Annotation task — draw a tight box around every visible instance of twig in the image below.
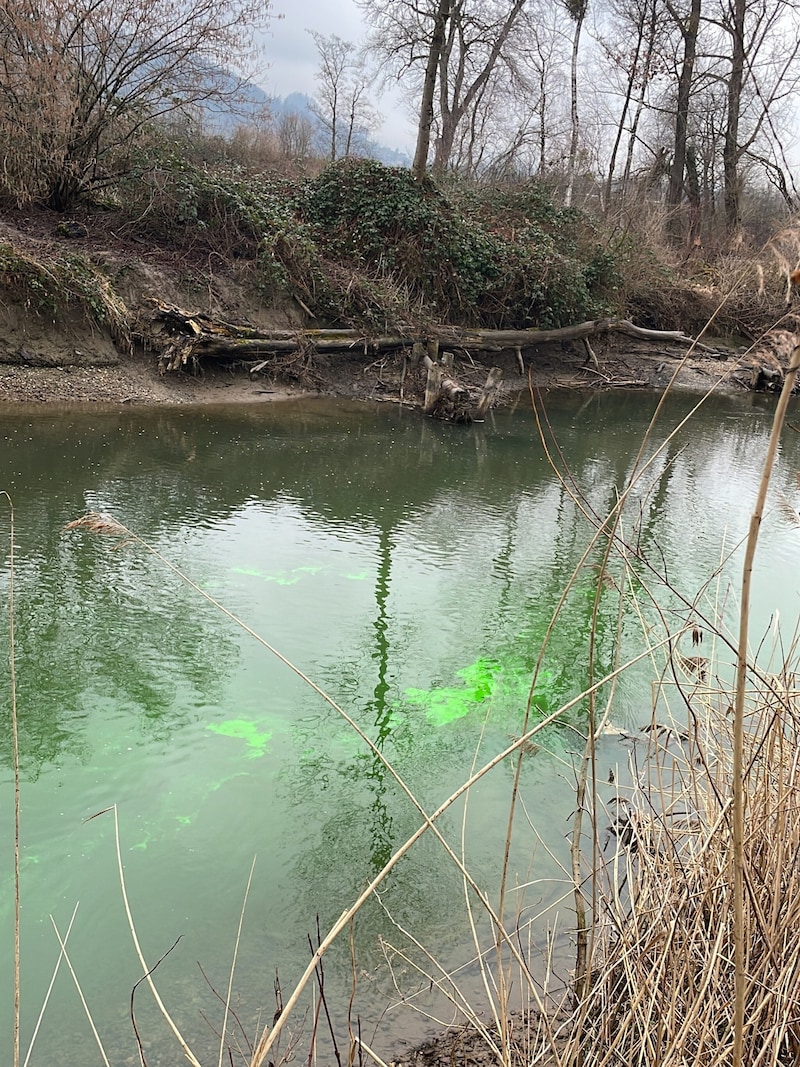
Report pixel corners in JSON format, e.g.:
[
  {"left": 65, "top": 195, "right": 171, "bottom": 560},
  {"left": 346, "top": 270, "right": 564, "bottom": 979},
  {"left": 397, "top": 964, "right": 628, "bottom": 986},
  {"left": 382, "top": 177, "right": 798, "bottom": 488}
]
[
  {"left": 309, "top": 916, "right": 342, "bottom": 1067},
  {"left": 218, "top": 856, "right": 257, "bottom": 1067},
  {"left": 131, "top": 936, "right": 184, "bottom": 1067}
]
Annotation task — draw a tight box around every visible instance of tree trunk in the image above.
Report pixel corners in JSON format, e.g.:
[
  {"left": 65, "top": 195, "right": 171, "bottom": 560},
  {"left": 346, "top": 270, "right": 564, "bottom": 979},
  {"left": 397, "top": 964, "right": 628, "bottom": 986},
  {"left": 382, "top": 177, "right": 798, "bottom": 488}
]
[
  {"left": 608, "top": 0, "right": 659, "bottom": 204},
  {"left": 666, "top": 0, "right": 701, "bottom": 244},
  {"left": 330, "top": 86, "right": 338, "bottom": 161},
  {"left": 412, "top": 0, "right": 451, "bottom": 180},
  {"left": 431, "top": 0, "right": 526, "bottom": 174},
  {"left": 723, "top": 0, "right": 746, "bottom": 236},
  {"left": 564, "top": 0, "right": 586, "bottom": 207}
]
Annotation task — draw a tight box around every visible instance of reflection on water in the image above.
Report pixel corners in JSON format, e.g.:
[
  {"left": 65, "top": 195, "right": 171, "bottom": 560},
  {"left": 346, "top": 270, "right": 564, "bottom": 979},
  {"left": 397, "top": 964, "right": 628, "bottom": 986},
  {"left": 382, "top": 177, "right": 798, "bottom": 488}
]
[{"left": 1, "top": 391, "right": 799, "bottom": 1063}]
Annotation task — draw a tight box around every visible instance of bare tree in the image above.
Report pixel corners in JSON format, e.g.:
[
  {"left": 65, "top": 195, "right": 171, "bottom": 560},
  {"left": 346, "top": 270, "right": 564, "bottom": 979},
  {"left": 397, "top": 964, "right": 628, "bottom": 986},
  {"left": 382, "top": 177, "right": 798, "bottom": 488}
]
[
  {"left": 309, "top": 31, "right": 378, "bottom": 162},
  {"left": 563, "top": 0, "right": 589, "bottom": 205},
  {"left": 276, "top": 112, "right": 315, "bottom": 162},
  {"left": 716, "top": 0, "right": 800, "bottom": 234},
  {"left": 0, "top": 0, "right": 270, "bottom": 209},
  {"left": 432, "top": 0, "right": 527, "bottom": 172},
  {"left": 308, "top": 32, "right": 357, "bottom": 161},
  {"left": 441, "top": 6, "right": 569, "bottom": 180},
  {"left": 664, "top": 0, "right": 703, "bottom": 240},
  {"left": 598, "top": 0, "right": 664, "bottom": 206},
  {"left": 654, "top": 0, "right": 800, "bottom": 239},
  {"left": 360, "top": 0, "right": 527, "bottom": 178}
]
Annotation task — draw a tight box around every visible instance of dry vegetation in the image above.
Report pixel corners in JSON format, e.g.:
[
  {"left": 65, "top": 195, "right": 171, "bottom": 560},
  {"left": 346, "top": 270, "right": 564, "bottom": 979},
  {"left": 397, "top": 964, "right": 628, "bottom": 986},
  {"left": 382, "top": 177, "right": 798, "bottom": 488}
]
[{"left": 578, "top": 662, "right": 800, "bottom": 1066}]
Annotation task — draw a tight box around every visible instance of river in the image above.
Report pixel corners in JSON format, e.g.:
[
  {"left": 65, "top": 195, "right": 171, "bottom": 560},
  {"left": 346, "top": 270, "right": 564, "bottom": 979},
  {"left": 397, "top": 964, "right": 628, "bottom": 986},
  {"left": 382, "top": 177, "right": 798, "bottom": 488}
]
[{"left": 1, "top": 389, "right": 799, "bottom": 1065}]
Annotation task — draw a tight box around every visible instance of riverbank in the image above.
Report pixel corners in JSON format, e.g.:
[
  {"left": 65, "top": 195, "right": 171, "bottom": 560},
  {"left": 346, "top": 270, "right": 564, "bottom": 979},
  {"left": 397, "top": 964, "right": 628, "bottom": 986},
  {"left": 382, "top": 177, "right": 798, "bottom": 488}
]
[
  {"left": 2, "top": 172, "right": 792, "bottom": 410},
  {"left": 0, "top": 327, "right": 754, "bottom": 407}
]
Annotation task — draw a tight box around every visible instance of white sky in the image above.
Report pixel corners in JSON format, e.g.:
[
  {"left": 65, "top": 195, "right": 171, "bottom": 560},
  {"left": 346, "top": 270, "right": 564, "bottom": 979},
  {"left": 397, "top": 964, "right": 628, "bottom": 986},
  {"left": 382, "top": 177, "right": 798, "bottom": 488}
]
[{"left": 259, "top": 0, "right": 417, "bottom": 153}]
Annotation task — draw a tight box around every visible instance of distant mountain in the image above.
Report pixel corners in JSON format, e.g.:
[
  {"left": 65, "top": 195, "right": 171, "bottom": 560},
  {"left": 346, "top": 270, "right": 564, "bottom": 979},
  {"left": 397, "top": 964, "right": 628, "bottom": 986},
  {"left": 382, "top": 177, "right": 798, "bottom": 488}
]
[{"left": 205, "top": 84, "right": 411, "bottom": 168}]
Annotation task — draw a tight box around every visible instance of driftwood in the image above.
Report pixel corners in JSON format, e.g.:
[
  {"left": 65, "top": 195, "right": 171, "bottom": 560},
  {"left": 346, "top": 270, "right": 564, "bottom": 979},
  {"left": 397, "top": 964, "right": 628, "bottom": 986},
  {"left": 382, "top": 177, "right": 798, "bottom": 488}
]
[
  {"left": 474, "top": 367, "right": 505, "bottom": 420},
  {"left": 743, "top": 328, "right": 798, "bottom": 391},
  {"left": 149, "top": 303, "right": 799, "bottom": 410},
  {"left": 152, "top": 303, "right": 722, "bottom": 373},
  {"left": 422, "top": 352, "right": 474, "bottom": 420}
]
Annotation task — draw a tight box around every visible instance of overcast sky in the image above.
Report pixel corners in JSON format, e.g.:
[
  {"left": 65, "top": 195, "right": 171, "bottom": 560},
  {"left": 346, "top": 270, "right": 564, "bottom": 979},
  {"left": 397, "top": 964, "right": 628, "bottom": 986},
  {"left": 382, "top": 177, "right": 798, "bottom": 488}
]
[{"left": 259, "top": 0, "right": 416, "bottom": 153}]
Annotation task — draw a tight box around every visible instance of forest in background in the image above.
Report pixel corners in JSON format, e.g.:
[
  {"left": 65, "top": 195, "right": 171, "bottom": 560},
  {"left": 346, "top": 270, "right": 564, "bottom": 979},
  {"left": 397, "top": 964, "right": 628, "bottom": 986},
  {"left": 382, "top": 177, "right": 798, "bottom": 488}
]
[{"left": 0, "top": 0, "right": 799, "bottom": 343}]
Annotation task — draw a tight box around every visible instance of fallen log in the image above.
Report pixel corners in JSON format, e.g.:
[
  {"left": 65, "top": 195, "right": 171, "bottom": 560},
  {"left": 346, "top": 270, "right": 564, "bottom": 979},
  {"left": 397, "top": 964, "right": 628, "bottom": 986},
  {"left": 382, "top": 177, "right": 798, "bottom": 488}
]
[
  {"left": 435, "top": 318, "right": 720, "bottom": 355},
  {"left": 152, "top": 303, "right": 722, "bottom": 372}
]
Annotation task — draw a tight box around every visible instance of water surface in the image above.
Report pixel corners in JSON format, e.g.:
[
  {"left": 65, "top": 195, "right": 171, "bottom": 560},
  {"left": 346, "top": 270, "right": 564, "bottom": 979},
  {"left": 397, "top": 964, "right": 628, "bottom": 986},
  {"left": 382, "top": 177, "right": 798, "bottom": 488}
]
[{"left": 1, "top": 391, "right": 799, "bottom": 1064}]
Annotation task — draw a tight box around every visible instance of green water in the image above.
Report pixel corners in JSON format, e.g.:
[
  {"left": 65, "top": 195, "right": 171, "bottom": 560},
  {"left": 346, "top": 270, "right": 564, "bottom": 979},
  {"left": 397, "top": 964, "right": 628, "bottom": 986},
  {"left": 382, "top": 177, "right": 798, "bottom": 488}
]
[{"left": 1, "top": 391, "right": 799, "bottom": 1064}]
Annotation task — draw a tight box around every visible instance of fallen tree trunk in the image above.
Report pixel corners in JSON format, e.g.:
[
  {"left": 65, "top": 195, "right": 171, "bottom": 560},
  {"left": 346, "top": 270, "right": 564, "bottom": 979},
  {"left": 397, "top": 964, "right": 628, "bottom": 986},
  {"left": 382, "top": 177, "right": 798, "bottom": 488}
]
[{"left": 152, "top": 303, "right": 722, "bottom": 372}]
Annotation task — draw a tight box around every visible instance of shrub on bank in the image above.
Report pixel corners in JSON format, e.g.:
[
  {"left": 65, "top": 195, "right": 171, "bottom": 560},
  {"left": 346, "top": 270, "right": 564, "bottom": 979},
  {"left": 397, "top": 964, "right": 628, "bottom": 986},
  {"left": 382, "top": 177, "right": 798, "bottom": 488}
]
[
  {"left": 108, "top": 155, "right": 621, "bottom": 330},
  {"left": 299, "top": 159, "right": 618, "bottom": 328}
]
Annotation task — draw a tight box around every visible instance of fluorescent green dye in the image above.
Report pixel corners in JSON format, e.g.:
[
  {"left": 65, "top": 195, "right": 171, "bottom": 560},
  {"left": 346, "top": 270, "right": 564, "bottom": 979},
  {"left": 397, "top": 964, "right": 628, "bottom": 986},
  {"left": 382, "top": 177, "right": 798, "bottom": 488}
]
[
  {"left": 207, "top": 718, "right": 273, "bottom": 757},
  {"left": 406, "top": 657, "right": 502, "bottom": 726},
  {"left": 405, "top": 658, "right": 558, "bottom": 728},
  {"left": 344, "top": 571, "right": 368, "bottom": 581},
  {"left": 232, "top": 565, "right": 323, "bottom": 587}
]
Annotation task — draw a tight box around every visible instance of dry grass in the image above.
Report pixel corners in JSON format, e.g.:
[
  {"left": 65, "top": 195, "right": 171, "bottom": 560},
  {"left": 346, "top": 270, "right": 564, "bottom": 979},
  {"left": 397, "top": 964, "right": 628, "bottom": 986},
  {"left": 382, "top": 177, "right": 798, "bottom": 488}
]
[
  {"left": 572, "top": 663, "right": 800, "bottom": 1067},
  {"left": 0, "top": 242, "right": 131, "bottom": 351}
]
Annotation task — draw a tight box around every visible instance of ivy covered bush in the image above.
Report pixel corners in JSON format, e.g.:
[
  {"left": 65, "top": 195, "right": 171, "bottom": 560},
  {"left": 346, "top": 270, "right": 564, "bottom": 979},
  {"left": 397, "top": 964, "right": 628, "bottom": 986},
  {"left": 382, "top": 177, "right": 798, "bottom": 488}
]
[
  {"left": 299, "top": 159, "right": 618, "bottom": 328},
  {"left": 113, "top": 155, "right": 621, "bottom": 330}
]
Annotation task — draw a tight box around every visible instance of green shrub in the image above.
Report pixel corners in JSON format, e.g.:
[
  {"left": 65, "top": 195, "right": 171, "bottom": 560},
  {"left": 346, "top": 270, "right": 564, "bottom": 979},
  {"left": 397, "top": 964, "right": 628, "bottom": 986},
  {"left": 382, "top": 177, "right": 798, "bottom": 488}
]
[{"left": 300, "top": 160, "right": 620, "bottom": 328}]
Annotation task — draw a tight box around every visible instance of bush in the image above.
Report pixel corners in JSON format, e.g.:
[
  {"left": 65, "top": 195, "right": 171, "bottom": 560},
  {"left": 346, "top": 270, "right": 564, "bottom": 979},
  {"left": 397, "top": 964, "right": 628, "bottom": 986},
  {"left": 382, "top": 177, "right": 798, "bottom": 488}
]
[
  {"left": 109, "top": 155, "right": 630, "bottom": 330},
  {"left": 300, "top": 160, "right": 620, "bottom": 328}
]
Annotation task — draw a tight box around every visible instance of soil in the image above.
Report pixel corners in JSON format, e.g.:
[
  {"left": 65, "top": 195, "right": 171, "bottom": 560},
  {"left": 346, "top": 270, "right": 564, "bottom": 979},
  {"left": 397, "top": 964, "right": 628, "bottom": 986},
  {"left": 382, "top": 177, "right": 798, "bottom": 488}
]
[
  {"left": 0, "top": 208, "right": 765, "bottom": 408},
  {"left": 0, "top": 313, "right": 755, "bottom": 408}
]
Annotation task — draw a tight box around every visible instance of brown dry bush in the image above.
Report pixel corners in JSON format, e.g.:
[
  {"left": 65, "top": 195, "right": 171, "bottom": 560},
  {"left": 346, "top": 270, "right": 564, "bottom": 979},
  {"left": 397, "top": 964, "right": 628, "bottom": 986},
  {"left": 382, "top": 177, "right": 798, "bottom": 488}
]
[{"left": 575, "top": 658, "right": 800, "bottom": 1067}]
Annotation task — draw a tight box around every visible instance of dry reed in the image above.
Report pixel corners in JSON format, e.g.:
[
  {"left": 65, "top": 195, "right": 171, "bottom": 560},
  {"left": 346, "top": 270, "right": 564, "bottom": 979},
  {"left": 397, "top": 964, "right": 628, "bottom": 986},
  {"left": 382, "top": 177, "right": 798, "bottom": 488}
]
[
  {"left": 3, "top": 492, "right": 21, "bottom": 1067},
  {"left": 571, "top": 658, "right": 800, "bottom": 1067}
]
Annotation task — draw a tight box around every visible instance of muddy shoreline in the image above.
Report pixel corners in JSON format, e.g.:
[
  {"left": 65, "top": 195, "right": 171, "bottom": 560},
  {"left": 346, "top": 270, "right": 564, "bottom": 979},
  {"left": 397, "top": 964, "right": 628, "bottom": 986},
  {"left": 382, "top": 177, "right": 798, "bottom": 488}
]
[{"left": 0, "top": 335, "right": 751, "bottom": 408}]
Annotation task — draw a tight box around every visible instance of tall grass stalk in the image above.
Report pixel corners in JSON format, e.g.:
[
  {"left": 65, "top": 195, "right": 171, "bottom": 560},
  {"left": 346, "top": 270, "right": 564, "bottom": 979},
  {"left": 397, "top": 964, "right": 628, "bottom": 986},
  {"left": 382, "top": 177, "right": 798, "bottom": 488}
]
[
  {"left": 22, "top": 902, "right": 79, "bottom": 1067},
  {"left": 219, "top": 855, "right": 257, "bottom": 1067},
  {"left": 3, "top": 492, "right": 20, "bottom": 1067},
  {"left": 570, "top": 635, "right": 800, "bottom": 1066},
  {"left": 49, "top": 914, "right": 111, "bottom": 1067},
  {"left": 526, "top": 320, "right": 800, "bottom": 1066},
  {"left": 732, "top": 336, "right": 800, "bottom": 1065}
]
